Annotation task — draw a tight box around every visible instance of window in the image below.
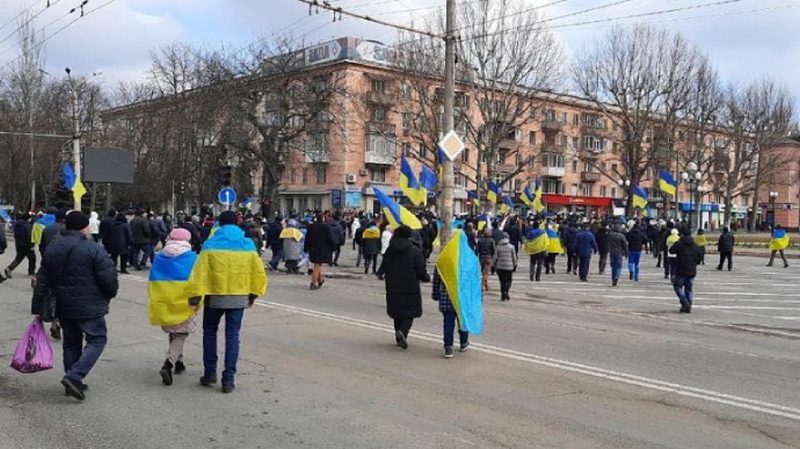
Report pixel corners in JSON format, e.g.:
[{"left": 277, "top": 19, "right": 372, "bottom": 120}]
[
  {"left": 572, "top": 159, "right": 578, "bottom": 173},
  {"left": 371, "top": 79, "right": 386, "bottom": 93},
  {"left": 301, "top": 168, "right": 308, "bottom": 184},
  {"left": 584, "top": 162, "right": 592, "bottom": 173},
  {"left": 315, "top": 165, "right": 327, "bottom": 184},
  {"left": 290, "top": 169, "right": 296, "bottom": 183},
  {"left": 461, "top": 148, "right": 469, "bottom": 162},
  {"left": 573, "top": 114, "right": 580, "bottom": 126},
  {"left": 560, "top": 135, "right": 568, "bottom": 149},
  {"left": 371, "top": 107, "right": 388, "bottom": 122},
  {"left": 401, "top": 82, "right": 411, "bottom": 99},
  {"left": 583, "top": 135, "right": 606, "bottom": 152},
  {"left": 571, "top": 183, "right": 578, "bottom": 196},
  {"left": 402, "top": 112, "right": 412, "bottom": 130},
  {"left": 542, "top": 153, "right": 565, "bottom": 168},
  {"left": 543, "top": 109, "right": 557, "bottom": 121},
  {"left": 419, "top": 144, "right": 427, "bottom": 160},
  {"left": 611, "top": 163, "right": 618, "bottom": 174},
  {"left": 402, "top": 142, "right": 411, "bottom": 156},
  {"left": 611, "top": 186, "right": 617, "bottom": 198},
  {"left": 562, "top": 112, "right": 568, "bottom": 123},
  {"left": 369, "top": 167, "right": 386, "bottom": 182},
  {"left": 529, "top": 131, "right": 536, "bottom": 145},
  {"left": 582, "top": 184, "right": 592, "bottom": 196},
  {"left": 600, "top": 185, "right": 607, "bottom": 197},
  {"left": 572, "top": 137, "right": 579, "bottom": 150},
  {"left": 455, "top": 173, "right": 465, "bottom": 187}
]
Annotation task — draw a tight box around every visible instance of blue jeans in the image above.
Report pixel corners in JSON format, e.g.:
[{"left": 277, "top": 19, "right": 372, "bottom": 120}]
[
  {"left": 130, "top": 243, "right": 148, "bottom": 268},
  {"left": 442, "top": 310, "right": 468, "bottom": 348},
  {"left": 627, "top": 251, "right": 641, "bottom": 281},
  {"left": 610, "top": 254, "right": 623, "bottom": 282},
  {"left": 578, "top": 255, "right": 592, "bottom": 280},
  {"left": 673, "top": 276, "right": 694, "bottom": 307},
  {"left": 269, "top": 248, "right": 284, "bottom": 270},
  {"left": 667, "top": 258, "right": 677, "bottom": 278},
  {"left": 61, "top": 317, "right": 108, "bottom": 382},
  {"left": 202, "top": 307, "right": 245, "bottom": 385}
]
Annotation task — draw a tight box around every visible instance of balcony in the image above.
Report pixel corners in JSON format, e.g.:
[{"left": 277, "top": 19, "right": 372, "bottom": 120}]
[
  {"left": 305, "top": 149, "right": 329, "bottom": 164},
  {"left": 367, "top": 90, "right": 394, "bottom": 105},
  {"left": 581, "top": 172, "right": 601, "bottom": 183},
  {"left": 499, "top": 138, "right": 518, "bottom": 150},
  {"left": 543, "top": 166, "right": 565, "bottom": 177},
  {"left": 496, "top": 163, "right": 517, "bottom": 174},
  {"left": 368, "top": 121, "right": 396, "bottom": 135},
  {"left": 365, "top": 134, "right": 396, "bottom": 166},
  {"left": 540, "top": 118, "right": 563, "bottom": 132}
]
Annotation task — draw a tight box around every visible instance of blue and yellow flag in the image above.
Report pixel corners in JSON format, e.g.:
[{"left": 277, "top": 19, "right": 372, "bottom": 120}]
[
  {"left": 487, "top": 182, "right": 501, "bottom": 205},
  {"left": 477, "top": 214, "right": 489, "bottom": 232},
  {"left": 467, "top": 190, "right": 480, "bottom": 207},
  {"left": 399, "top": 156, "right": 426, "bottom": 206},
  {"left": 632, "top": 185, "right": 648, "bottom": 209},
  {"left": 658, "top": 170, "right": 677, "bottom": 196},
  {"left": 500, "top": 195, "right": 514, "bottom": 214},
  {"left": 532, "top": 177, "right": 545, "bottom": 213},
  {"left": 546, "top": 228, "right": 564, "bottom": 254},
  {"left": 420, "top": 163, "right": 438, "bottom": 192},
  {"left": 436, "top": 231, "right": 483, "bottom": 335},
  {"left": 770, "top": 229, "right": 790, "bottom": 251},
  {"left": 524, "top": 228, "right": 549, "bottom": 255},
  {"left": 62, "top": 162, "right": 87, "bottom": 207},
  {"left": 31, "top": 213, "right": 55, "bottom": 245},
  {"left": 373, "top": 186, "right": 422, "bottom": 230},
  {"left": 521, "top": 186, "right": 533, "bottom": 207},
  {"left": 148, "top": 250, "right": 198, "bottom": 326},
  {"left": 187, "top": 225, "right": 267, "bottom": 299},
  {"left": 437, "top": 146, "right": 446, "bottom": 179},
  {"left": 362, "top": 226, "right": 381, "bottom": 239}
]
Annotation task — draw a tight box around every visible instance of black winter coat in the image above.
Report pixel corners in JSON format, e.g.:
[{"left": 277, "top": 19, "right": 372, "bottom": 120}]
[
  {"left": 12, "top": 220, "right": 33, "bottom": 250},
  {"left": 717, "top": 232, "right": 735, "bottom": 252},
  {"left": 0, "top": 223, "right": 5, "bottom": 254},
  {"left": 130, "top": 216, "right": 152, "bottom": 245},
  {"left": 33, "top": 230, "right": 118, "bottom": 320},
  {"left": 380, "top": 237, "right": 430, "bottom": 319},
  {"left": 305, "top": 221, "right": 335, "bottom": 264},
  {"left": 40, "top": 222, "right": 63, "bottom": 254},
  {"left": 104, "top": 215, "right": 133, "bottom": 255},
  {"left": 99, "top": 216, "right": 114, "bottom": 242},
  {"left": 626, "top": 227, "right": 646, "bottom": 252},
  {"left": 669, "top": 236, "right": 702, "bottom": 278},
  {"left": 595, "top": 227, "right": 609, "bottom": 254}
]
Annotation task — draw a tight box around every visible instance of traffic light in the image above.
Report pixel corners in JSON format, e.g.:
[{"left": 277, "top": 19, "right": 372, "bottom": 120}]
[
  {"left": 177, "top": 181, "right": 186, "bottom": 195},
  {"left": 218, "top": 165, "right": 233, "bottom": 187}
]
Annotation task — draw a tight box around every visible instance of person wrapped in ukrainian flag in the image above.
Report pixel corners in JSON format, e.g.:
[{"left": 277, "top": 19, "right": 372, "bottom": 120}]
[
  {"left": 148, "top": 228, "right": 198, "bottom": 386},
  {"left": 767, "top": 225, "right": 790, "bottom": 268},
  {"left": 523, "top": 221, "right": 548, "bottom": 282},
  {"left": 546, "top": 223, "right": 564, "bottom": 275}
]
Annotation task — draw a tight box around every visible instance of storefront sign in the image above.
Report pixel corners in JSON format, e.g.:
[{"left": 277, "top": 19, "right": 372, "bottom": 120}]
[
  {"left": 542, "top": 194, "right": 612, "bottom": 207},
  {"left": 345, "top": 191, "right": 362, "bottom": 208},
  {"left": 331, "top": 189, "right": 342, "bottom": 209}
]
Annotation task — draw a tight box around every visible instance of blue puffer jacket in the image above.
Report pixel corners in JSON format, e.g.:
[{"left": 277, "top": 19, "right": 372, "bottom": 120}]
[
  {"left": 575, "top": 230, "right": 598, "bottom": 258},
  {"left": 34, "top": 230, "right": 118, "bottom": 320}
]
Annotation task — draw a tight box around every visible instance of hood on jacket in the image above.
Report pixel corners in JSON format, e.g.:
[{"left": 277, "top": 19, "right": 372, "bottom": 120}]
[
  {"left": 498, "top": 237, "right": 510, "bottom": 246},
  {"left": 387, "top": 236, "right": 413, "bottom": 254},
  {"left": 679, "top": 235, "right": 695, "bottom": 245}
]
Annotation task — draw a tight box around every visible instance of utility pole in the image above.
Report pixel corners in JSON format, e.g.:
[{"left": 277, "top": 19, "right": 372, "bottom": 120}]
[
  {"left": 439, "top": 0, "right": 456, "bottom": 245},
  {"left": 70, "top": 84, "right": 81, "bottom": 211}
]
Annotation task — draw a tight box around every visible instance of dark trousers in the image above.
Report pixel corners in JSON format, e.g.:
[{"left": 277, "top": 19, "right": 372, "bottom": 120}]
[
  {"left": 202, "top": 306, "right": 245, "bottom": 385},
  {"left": 130, "top": 243, "right": 148, "bottom": 269},
  {"left": 656, "top": 248, "right": 664, "bottom": 267},
  {"left": 529, "top": 253, "right": 544, "bottom": 281},
  {"left": 566, "top": 251, "right": 578, "bottom": 274},
  {"left": 666, "top": 258, "right": 677, "bottom": 278},
  {"left": 578, "top": 255, "right": 591, "bottom": 280},
  {"left": 546, "top": 253, "right": 557, "bottom": 274},
  {"left": 393, "top": 317, "right": 414, "bottom": 338},
  {"left": 110, "top": 253, "right": 128, "bottom": 272},
  {"left": 285, "top": 259, "right": 300, "bottom": 274},
  {"left": 6, "top": 247, "right": 36, "bottom": 275},
  {"left": 610, "top": 254, "right": 623, "bottom": 283},
  {"left": 717, "top": 251, "right": 733, "bottom": 270},
  {"left": 61, "top": 316, "right": 108, "bottom": 382},
  {"left": 363, "top": 254, "right": 377, "bottom": 274},
  {"left": 355, "top": 246, "right": 363, "bottom": 266},
  {"left": 598, "top": 252, "right": 608, "bottom": 274},
  {"left": 768, "top": 250, "right": 788, "bottom": 267},
  {"left": 496, "top": 269, "right": 513, "bottom": 299},
  {"left": 442, "top": 310, "right": 468, "bottom": 348},
  {"left": 333, "top": 245, "right": 342, "bottom": 265}
]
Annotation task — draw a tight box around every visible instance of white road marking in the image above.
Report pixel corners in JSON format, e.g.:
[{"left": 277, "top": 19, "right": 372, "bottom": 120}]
[{"left": 256, "top": 300, "right": 800, "bottom": 423}]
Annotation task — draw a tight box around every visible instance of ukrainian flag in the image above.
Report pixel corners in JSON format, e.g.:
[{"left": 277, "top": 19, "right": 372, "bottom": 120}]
[
  {"left": 437, "top": 146, "right": 446, "bottom": 179},
  {"left": 632, "top": 185, "right": 649, "bottom": 210},
  {"left": 524, "top": 228, "right": 549, "bottom": 255},
  {"left": 373, "top": 186, "right": 422, "bottom": 230},
  {"left": 187, "top": 225, "right": 268, "bottom": 299},
  {"left": 399, "top": 156, "right": 426, "bottom": 206},
  {"left": 62, "top": 162, "right": 87, "bottom": 208},
  {"left": 436, "top": 230, "right": 483, "bottom": 335},
  {"left": 487, "top": 182, "right": 501, "bottom": 205},
  {"left": 532, "top": 177, "right": 545, "bottom": 213},
  {"left": 148, "top": 250, "right": 198, "bottom": 326},
  {"left": 420, "top": 163, "right": 438, "bottom": 192},
  {"left": 546, "top": 228, "right": 564, "bottom": 254},
  {"left": 31, "top": 213, "right": 55, "bottom": 245},
  {"left": 521, "top": 186, "right": 533, "bottom": 207},
  {"left": 500, "top": 195, "right": 514, "bottom": 214},
  {"left": 658, "top": 170, "right": 677, "bottom": 196},
  {"left": 477, "top": 214, "right": 489, "bottom": 232},
  {"left": 770, "top": 229, "right": 790, "bottom": 251},
  {"left": 362, "top": 226, "right": 381, "bottom": 239}
]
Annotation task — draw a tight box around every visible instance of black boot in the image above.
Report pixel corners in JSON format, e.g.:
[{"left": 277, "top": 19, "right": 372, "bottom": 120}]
[
  {"left": 174, "top": 360, "right": 186, "bottom": 375},
  {"left": 160, "top": 360, "right": 173, "bottom": 386}
]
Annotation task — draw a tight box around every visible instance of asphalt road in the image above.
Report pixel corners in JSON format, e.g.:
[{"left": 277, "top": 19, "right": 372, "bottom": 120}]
[{"left": 0, "top": 246, "right": 798, "bottom": 448}]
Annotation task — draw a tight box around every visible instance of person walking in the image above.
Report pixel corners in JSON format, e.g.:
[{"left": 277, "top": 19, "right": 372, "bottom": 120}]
[
  {"left": 670, "top": 228, "right": 702, "bottom": 313},
  {"left": 187, "top": 211, "right": 267, "bottom": 393},
  {"left": 130, "top": 209, "right": 153, "bottom": 270},
  {"left": 694, "top": 228, "right": 707, "bottom": 265},
  {"left": 716, "top": 227, "right": 735, "bottom": 271},
  {"left": 329, "top": 218, "right": 345, "bottom": 267},
  {"left": 379, "top": 225, "right": 430, "bottom": 350},
  {"left": 607, "top": 225, "right": 628, "bottom": 286},
  {"left": 98, "top": 209, "right": 115, "bottom": 244},
  {"left": 266, "top": 218, "right": 283, "bottom": 271},
  {"left": 104, "top": 212, "right": 133, "bottom": 274},
  {"left": 281, "top": 220, "right": 303, "bottom": 274},
  {"left": 657, "top": 223, "right": 671, "bottom": 269},
  {"left": 431, "top": 269, "right": 470, "bottom": 358},
  {"left": 475, "top": 229, "right": 496, "bottom": 292},
  {"left": 626, "top": 222, "right": 646, "bottom": 282},
  {"left": 147, "top": 228, "right": 199, "bottom": 386},
  {"left": 88, "top": 211, "right": 101, "bottom": 242},
  {"left": 595, "top": 223, "right": 609, "bottom": 275},
  {"left": 4, "top": 213, "right": 37, "bottom": 279},
  {"left": 304, "top": 213, "right": 335, "bottom": 289},
  {"left": 545, "top": 225, "right": 563, "bottom": 275},
  {"left": 353, "top": 224, "right": 365, "bottom": 267},
  {"left": 493, "top": 232, "right": 517, "bottom": 301},
  {"left": 575, "top": 224, "right": 598, "bottom": 282},
  {"left": 360, "top": 222, "right": 381, "bottom": 275},
  {"left": 767, "top": 225, "right": 790, "bottom": 268},
  {"left": 32, "top": 211, "right": 118, "bottom": 400},
  {"left": 562, "top": 223, "right": 579, "bottom": 275},
  {"left": 376, "top": 223, "right": 393, "bottom": 280},
  {"left": 524, "top": 225, "right": 548, "bottom": 282},
  {"left": 665, "top": 228, "right": 680, "bottom": 280}
]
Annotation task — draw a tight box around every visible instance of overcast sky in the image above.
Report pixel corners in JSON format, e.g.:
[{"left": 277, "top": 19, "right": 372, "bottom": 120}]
[{"left": 0, "top": 0, "right": 798, "bottom": 106}]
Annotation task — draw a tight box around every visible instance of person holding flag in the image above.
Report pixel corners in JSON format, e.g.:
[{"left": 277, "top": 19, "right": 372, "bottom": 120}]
[
  {"left": 545, "top": 224, "right": 564, "bottom": 274},
  {"left": 767, "top": 225, "right": 790, "bottom": 268},
  {"left": 372, "top": 186, "right": 422, "bottom": 230},
  {"left": 399, "top": 156, "right": 426, "bottom": 207},
  {"left": 500, "top": 195, "right": 514, "bottom": 215},
  {"left": 522, "top": 178, "right": 545, "bottom": 214}
]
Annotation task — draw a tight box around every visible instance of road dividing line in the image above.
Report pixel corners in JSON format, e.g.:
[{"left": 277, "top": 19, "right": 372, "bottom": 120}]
[{"left": 256, "top": 300, "right": 800, "bottom": 423}]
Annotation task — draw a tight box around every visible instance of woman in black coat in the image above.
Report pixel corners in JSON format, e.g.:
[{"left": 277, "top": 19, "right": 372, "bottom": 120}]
[
  {"left": 104, "top": 213, "right": 133, "bottom": 274},
  {"left": 304, "top": 213, "right": 335, "bottom": 290},
  {"left": 379, "top": 225, "right": 430, "bottom": 349}
]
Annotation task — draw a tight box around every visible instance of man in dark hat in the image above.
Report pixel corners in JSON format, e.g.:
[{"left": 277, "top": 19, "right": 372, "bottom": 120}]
[
  {"left": 33, "top": 211, "right": 118, "bottom": 400},
  {"left": 669, "top": 227, "right": 702, "bottom": 313}
]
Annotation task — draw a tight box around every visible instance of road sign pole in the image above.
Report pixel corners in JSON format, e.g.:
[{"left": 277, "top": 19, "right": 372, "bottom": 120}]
[{"left": 440, "top": 0, "right": 456, "bottom": 245}]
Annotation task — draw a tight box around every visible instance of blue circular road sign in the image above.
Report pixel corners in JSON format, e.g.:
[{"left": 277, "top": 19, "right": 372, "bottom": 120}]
[{"left": 218, "top": 187, "right": 237, "bottom": 205}]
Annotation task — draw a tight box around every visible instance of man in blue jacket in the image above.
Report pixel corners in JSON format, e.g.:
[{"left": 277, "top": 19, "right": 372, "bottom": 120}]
[
  {"left": 33, "top": 211, "right": 118, "bottom": 400},
  {"left": 575, "top": 223, "right": 598, "bottom": 282}
]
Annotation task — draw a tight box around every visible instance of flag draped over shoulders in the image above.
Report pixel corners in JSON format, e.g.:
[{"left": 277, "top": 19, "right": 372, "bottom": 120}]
[
  {"left": 31, "top": 214, "right": 55, "bottom": 245},
  {"left": 524, "top": 228, "right": 549, "bottom": 255},
  {"left": 148, "top": 250, "right": 198, "bottom": 326},
  {"left": 436, "top": 231, "right": 483, "bottom": 335},
  {"left": 770, "top": 229, "right": 790, "bottom": 251}
]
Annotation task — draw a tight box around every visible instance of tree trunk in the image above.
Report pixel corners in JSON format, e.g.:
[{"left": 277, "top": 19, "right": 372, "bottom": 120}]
[{"left": 748, "top": 166, "right": 761, "bottom": 232}]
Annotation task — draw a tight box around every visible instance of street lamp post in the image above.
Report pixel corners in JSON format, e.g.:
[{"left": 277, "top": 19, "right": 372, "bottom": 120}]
[
  {"left": 618, "top": 178, "right": 630, "bottom": 217},
  {"left": 768, "top": 191, "right": 779, "bottom": 228},
  {"left": 681, "top": 161, "right": 702, "bottom": 231}
]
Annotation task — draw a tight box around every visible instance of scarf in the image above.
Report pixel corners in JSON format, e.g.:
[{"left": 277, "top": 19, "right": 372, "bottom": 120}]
[{"left": 161, "top": 240, "right": 192, "bottom": 257}]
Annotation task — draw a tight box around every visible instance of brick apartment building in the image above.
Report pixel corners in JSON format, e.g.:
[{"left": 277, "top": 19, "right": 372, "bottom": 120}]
[{"left": 103, "top": 37, "right": 800, "bottom": 230}]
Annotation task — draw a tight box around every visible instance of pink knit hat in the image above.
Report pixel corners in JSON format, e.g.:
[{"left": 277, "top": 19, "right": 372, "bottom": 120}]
[{"left": 168, "top": 228, "right": 191, "bottom": 242}]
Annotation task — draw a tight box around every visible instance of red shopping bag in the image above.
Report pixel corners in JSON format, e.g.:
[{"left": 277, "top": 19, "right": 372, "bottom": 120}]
[{"left": 10, "top": 318, "right": 54, "bottom": 373}]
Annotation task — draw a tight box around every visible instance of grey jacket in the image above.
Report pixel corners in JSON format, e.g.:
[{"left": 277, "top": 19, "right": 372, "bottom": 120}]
[
  {"left": 607, "top": 231, "right": 629, "bottom": 257},
  {"left": 493, "top": 238, "right": 518, "bottom": 271}
]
